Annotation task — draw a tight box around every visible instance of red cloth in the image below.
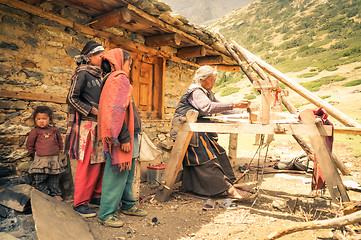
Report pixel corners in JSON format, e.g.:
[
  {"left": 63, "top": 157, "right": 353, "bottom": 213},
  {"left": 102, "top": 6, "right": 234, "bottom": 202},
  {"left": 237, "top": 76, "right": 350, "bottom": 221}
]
[
  {"left": 98, "top": 48, "right": 134, "bottom": 171},
  {"left": 26, "top": 126, "right": 63, "bottom": 156},
  {"left": 73, "top": 131, "right": 105, "bottom": 207}
]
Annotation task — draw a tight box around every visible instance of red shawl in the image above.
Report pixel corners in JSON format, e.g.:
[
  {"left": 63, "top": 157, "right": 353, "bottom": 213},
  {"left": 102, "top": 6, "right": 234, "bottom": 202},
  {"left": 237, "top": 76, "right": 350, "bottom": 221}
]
[{"left": 98, "top": 48, "right": 134, "bottom": 171}]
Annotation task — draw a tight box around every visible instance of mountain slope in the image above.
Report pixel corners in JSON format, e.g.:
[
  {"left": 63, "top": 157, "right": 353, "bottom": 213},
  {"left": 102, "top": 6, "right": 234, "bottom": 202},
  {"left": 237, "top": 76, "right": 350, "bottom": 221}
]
[
  {"left": 211, "top": 0, "right": 361, "bottom": 72},
  {"left": 160, "top": 0, "right": 253, "bottom": 25}
]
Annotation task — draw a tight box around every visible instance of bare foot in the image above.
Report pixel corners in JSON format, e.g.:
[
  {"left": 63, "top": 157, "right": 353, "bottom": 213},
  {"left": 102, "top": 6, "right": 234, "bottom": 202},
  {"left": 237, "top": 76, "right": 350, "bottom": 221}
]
[
  {"left": 227, "top": 186, "right": 256, "bottom": 201},
  {"left": 53, "top": 195, "right": 63, "bottom": 201}
]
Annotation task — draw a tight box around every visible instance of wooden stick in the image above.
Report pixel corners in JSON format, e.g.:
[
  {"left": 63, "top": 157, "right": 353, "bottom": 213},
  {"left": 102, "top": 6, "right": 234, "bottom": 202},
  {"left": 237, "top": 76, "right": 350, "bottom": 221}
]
[{"left": 265, "top": 210, "right": 361, "bottom": 240}]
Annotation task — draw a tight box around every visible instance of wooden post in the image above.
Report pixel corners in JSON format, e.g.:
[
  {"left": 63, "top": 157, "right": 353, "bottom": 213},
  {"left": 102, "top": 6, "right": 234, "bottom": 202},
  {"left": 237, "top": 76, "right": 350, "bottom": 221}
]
[
  {"left": 228, "top": 133, "right": 238, "bottom": 167},
  {"left": 155, "top": 110, "right": 199, "bottom": 202},
  {"left": 299, "top": 109, "right": 350, "bottom": 203}
]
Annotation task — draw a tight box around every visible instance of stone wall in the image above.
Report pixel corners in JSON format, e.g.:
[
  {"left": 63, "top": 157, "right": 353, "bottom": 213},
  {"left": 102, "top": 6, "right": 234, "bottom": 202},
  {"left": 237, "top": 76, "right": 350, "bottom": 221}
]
[{"left": 0, "top": 2, "right": 195, "bottom": 178}]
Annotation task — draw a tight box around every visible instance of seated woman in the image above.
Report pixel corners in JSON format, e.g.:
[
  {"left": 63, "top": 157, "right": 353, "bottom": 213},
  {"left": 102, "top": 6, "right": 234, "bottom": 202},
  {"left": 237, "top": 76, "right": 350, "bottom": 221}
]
[{"left": 170, "top": 65, "right": 253, "bottom": 200}]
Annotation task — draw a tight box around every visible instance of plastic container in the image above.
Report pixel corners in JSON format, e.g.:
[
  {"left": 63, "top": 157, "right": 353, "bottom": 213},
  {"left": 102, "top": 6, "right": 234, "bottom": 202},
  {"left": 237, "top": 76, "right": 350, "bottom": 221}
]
[{"left": 147, "top": 163, "right": 166, "bottom": 184}]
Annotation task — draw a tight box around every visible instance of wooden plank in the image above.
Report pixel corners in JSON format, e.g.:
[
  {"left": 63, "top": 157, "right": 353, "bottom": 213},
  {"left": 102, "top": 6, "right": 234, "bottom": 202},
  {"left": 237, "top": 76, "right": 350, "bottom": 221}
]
[
  {"left": 145, "top": 33, "right": 181, "bottom": 47},
  {"left": 31, "top": 189, "right": 94, "bottom": 240},
  {"left": 91, "top": 7, "right": 132, "bottom": 29},
  {"left": 299, "top": 109, "right": 350, "bottom": 203},
  {"left": 196, "top": 55, "right": 223, "bottom": 65},
  {"left": 0, "top": 90, "right": 66, "bottom": 104},
  {"left": 334, "top": 127, "right": 361, "bottom": 135},
  {"left": 176, "top": 46, "right": 206, "bottom": 58},
  {"left": 155, "top": 110, "right": 199, "bottom": 202},
  {"left": 174, "top": 122, "right": 333, "bottom": 136}
]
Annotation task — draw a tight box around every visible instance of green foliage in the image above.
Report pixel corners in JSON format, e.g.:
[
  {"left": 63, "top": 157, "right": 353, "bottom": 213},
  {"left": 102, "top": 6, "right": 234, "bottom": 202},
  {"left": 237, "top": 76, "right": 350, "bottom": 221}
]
[
  {"left": 244, "top": 94, "right": 256, "bottom": 100},
  {"left": 300, "top": 75, "right": 346, "bottom": 91},
  {"left": 354, "top": 66, "right": 361, "bottom": 70},
  {"left": 343, "top": 79, "right": 361, "bottom": 87},
  {"left": 297, "top": 72, "right": 319, "bottom": 78},
  {"left": 220, "top": 87, "right": 240, "bottom": 96},
  {"left": 320, "top": 95, "right": 331, "bottom": 99}
]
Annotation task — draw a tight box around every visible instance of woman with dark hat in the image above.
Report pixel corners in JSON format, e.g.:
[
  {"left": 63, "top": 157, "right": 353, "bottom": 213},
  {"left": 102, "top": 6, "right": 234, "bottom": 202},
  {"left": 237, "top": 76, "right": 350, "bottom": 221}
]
[{"left": 65, "top": 41, "right": 105, "bottom": 217}]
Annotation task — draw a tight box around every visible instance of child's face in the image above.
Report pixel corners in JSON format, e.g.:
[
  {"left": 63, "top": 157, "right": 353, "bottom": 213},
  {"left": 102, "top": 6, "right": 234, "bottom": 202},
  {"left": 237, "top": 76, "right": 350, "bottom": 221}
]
[{"left": 35, "top": 113, "right": 50, "bottom": 128}]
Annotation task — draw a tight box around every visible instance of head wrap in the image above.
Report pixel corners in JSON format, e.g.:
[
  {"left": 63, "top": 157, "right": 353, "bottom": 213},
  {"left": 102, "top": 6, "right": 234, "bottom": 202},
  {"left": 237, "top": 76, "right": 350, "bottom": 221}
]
[
  {"left": 193, "top": 65, "right": 217, "bottom": 84},
  {"left": 74, "top": 45, "right": 105, "bottom": 65}
]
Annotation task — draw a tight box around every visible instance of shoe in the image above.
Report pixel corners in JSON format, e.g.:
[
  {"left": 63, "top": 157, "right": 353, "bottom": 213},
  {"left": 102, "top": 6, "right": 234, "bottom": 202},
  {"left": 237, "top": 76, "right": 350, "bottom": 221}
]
[
  {"left": 120, "top": 205, "right": 147, "bottom": 216},
  {"left": 53, "top": 195, "right": 63, "bottom": 201},
  {"left": 98, "top": 214, "right": 124, "bottom": 228},
  {"left": 89, "top": 198, "right": 101, "bottom": 206},
  {"left": 73, "top": 205, "right": 97, "bottom": 218}
]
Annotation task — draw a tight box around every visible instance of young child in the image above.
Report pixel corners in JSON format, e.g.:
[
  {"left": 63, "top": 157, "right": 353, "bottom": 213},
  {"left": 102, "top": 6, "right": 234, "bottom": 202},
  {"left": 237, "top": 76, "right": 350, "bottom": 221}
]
[{"left": 26, "top": 106, "right": 65, "bottom": 201}]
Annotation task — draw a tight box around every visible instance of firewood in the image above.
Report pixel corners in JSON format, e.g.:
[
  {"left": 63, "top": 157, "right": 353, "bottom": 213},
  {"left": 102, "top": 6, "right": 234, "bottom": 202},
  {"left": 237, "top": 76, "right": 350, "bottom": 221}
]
[{"left": 265, "top": 210, "right": 361, "bottom": 240}]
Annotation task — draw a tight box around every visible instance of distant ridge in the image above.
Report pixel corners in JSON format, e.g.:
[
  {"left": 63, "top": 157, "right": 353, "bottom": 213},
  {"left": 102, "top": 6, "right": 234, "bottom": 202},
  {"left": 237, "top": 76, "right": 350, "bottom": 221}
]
[{"left": 160, "top": 0, "right": 253, "bottom": 25}]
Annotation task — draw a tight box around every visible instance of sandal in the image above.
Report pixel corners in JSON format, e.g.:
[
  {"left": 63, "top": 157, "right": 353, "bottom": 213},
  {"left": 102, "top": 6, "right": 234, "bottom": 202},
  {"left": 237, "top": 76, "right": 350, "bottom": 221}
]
[
  {"left": 218, "top": 198, "right": 238, "bottom": 210},
  {"left": 202, "top": 198, "right": 215, "bottom": 211}
]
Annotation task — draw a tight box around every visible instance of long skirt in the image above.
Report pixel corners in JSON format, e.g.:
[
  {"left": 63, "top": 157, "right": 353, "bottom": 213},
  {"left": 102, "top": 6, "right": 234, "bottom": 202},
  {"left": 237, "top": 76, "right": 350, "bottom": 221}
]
[{"left": 181, "top": 133, "right": 236, "bottom": 196}]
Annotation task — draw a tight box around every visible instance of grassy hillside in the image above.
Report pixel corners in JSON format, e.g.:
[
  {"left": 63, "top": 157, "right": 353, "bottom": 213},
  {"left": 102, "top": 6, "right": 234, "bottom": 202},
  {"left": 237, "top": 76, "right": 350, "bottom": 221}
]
[
  {"left": 212, "top": 0, "right": 361, "bottom": 73},
  {"left": 210, "top": 0, "right": 361, "bottom": 158}
]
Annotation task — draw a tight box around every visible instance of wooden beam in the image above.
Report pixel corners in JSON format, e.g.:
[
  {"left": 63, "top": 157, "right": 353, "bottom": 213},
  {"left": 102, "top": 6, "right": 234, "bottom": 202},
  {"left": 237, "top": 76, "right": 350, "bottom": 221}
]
[
  {"left": 173, "top": 122, "right": 333, "bottom": 136},
  {"left": 0, "top": 0, "right": 201, "bottom": 68},
  {"left": 196, "top": 55, "right": 223, "bottom": 65},
  {"left": 155, "top": 110, "right": 199, "bottom": 202},
  {"left": 145, "top": 33, "right": 181, "bottom": 47},
  {"left": 211, "top": 65, "right": 240, "bottom": 72},
  {"left": 334, "top": 127, "right": 361, "bottom": 135},
  {"left": 228, "top": 133, "right": 238, "bottom": 167},
  {"left": 0, "top": 90, "right": 66, "bottom": 104},
  {"left": 300, "top": 109, "right": 350, "bottom": 203},
  {"left": 126, "top": 4, "right": 233, "bottom": 60},
  {"left": 176, "top": 46, "right": 206, "bottom": 58},
  {"left": 91, "top": 7, "right": 131, "bottom": 30}
]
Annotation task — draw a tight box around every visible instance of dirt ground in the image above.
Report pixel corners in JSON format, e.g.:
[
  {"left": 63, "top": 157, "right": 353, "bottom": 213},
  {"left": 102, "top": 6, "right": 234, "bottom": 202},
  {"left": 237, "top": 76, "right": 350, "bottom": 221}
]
[{"left": 78, "top": 142, "right": 361, "bottom": 240}]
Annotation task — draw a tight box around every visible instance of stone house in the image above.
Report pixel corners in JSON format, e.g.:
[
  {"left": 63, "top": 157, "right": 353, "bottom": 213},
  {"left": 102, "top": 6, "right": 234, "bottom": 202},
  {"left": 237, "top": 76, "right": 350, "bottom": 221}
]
[{"left": 0, "top": 0, "right": 238, "bottom": 178}]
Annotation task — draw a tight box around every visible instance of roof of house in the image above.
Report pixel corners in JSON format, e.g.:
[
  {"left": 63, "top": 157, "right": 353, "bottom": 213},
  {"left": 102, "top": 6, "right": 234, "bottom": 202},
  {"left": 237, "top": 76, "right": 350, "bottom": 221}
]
[{"left": 16, "top": 0, "right": 238, "bottom": 70}]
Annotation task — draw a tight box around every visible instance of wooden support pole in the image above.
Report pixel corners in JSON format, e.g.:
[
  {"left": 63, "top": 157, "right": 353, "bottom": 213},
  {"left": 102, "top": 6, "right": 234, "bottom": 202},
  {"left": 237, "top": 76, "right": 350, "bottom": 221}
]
[
  {"left": 231, "top": 40, "right": 360, "bottom": 128},
  {"left": 265, "top": 210, "right": 361, "bottom": 240},
  {"left": 196, "top": 55, "right": 223, "bottom": 65},
  {"left": 228, "top": 133, "right": 238, "bottom": 167},
  {"left": 176, "top": 46, "right": 206, "bottom": 58},
  {"left": 145, "top": 33, "right": 181, "bottom": 47},
  {"left": 91, "top": 7, "right": 131, "bottom": 29},
  {"left": 0, "top": 90, "right": 66, "bottom": 104},
  {"left": 155, "top": 110, "right": 199, "bottom": 202},
  {"left": 299, "top": 109, "right": 350, "bottom": 203}
]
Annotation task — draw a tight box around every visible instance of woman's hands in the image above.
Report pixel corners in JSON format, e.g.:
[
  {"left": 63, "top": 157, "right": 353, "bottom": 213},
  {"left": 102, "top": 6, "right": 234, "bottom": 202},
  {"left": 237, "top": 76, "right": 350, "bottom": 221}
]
[
  {"left": 121, "top": 142, "right": 131, "bottom": 152},
  {"left": 232, "top": 99, "right": 251, "bottom": 109}
]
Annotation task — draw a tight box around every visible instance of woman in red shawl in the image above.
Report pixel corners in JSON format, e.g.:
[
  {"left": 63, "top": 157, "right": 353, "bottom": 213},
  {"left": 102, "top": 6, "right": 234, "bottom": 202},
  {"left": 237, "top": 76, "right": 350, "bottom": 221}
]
[{"left": 97, "top": 48, "right": 147, "bottom": 227}]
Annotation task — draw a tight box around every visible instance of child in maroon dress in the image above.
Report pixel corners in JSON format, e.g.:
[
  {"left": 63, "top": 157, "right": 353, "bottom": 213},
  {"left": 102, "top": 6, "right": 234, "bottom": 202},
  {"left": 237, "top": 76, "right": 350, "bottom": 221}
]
[{"left": 26, "top": 106, "right": 64, "bottom": 201}]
